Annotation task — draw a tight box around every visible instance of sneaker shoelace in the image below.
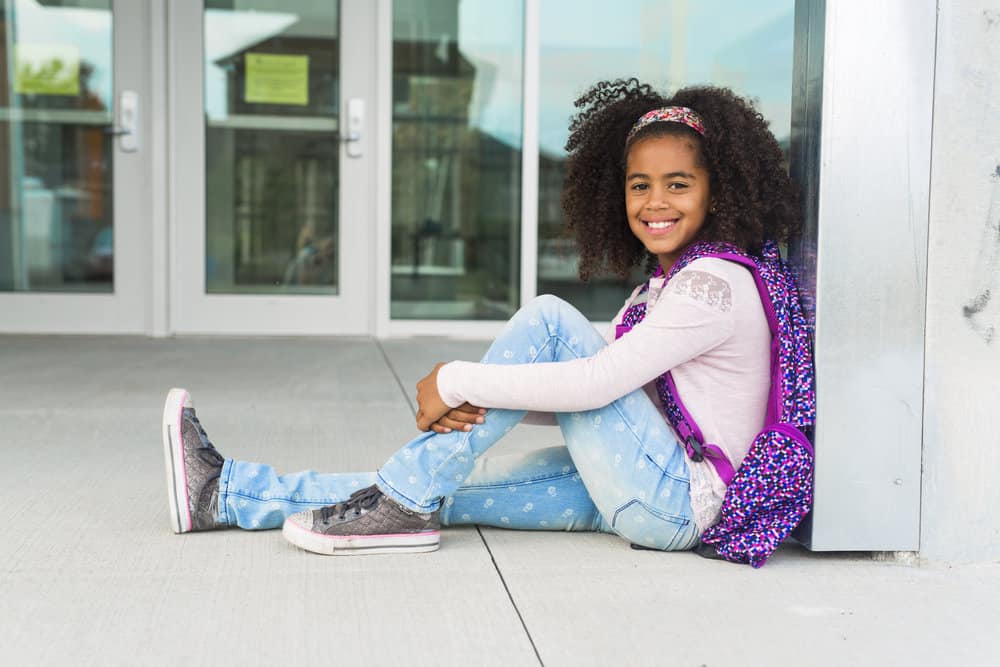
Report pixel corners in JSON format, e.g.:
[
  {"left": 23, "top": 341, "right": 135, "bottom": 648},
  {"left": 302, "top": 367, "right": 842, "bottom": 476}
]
[
  {"left": 187, "top": 412, "right": 224, "bottom": 467},
  {"left": 319, "top": 485, "right": 382, "bottom": 521}
]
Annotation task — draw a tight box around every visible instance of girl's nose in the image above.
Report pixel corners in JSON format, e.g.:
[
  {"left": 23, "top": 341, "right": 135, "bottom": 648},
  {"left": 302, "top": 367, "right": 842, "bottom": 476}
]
[
  {"left": 647, "top": 190, "right": 671, "bottom": 209},
  {"left": 648, "top": 185, "right": 671, "bottom": 206}
]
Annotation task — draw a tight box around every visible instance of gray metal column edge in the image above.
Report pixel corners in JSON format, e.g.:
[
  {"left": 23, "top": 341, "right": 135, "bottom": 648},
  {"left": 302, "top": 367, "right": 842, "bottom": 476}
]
[{"left": 793, "top": 0, "right": 936, "bottom": 551}]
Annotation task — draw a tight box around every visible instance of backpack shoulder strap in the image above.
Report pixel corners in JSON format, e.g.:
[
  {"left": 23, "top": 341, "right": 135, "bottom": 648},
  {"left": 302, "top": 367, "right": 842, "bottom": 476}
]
[
  {"left": 685, "top": 251, "right": 784, "bottom": 424},
  {"left": 657, "top": 246, "right": 786, "bottom": 483}
]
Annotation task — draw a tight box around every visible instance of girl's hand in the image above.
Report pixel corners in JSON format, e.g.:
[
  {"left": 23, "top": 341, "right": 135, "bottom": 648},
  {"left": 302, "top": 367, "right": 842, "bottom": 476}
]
[
  {"left": 415, "top": 362, "right": 454, "bottom": 431},
  {"left": 429, "top": 402, "right": 487, "bottom": 434}
]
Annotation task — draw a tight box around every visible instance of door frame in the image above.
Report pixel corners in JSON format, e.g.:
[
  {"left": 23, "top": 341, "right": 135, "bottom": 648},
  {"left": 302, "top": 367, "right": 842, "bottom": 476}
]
[
  {"left": 0, "top": 0, "right": 154, "bottom": 334},
  {"left": 166, "top": 0, "right": 377, "bottom": 336}
]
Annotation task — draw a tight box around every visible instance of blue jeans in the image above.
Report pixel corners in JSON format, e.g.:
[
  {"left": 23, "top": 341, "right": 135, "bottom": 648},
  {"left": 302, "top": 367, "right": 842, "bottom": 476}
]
[{"left": 218, "top": 295, "right": 700, "bottom": 551}]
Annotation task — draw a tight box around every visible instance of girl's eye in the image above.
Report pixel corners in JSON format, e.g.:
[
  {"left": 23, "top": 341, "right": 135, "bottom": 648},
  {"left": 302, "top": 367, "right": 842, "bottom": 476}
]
[
  {"left": 667, "top": 182, "right": 689, "bottom": 191},
  {"left": 630, "top": 183, "right": 649, "bottom": 192}
]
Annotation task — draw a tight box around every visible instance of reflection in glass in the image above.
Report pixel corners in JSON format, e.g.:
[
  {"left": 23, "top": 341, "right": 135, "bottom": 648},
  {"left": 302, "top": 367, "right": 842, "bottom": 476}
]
[
  {"left": 390, "top": 0, "right": 523, "bottom": 319},
  {"left": 204, "top": 0, "right": 338, "bottom": 294},
  {"left": 0, "top": 0, "right": 114, "bottom": 292},
  {"left": 538, "top": 0, "right": 795, "bottom": 319}
]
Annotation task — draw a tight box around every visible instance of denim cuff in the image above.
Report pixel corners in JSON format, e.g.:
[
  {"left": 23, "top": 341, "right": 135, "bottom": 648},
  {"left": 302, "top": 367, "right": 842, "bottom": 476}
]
[
  {"left": 375, "top": 471, "right": 443, "bottom": 513},
  {"left": 216, "top": 458, "right": 235, "bottom": 526}
]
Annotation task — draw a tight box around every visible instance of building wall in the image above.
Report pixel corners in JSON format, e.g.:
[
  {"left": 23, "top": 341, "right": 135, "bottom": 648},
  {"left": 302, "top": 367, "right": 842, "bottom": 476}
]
[{"left": 921, "top": 0, "right": 1000, "bottom": 561}]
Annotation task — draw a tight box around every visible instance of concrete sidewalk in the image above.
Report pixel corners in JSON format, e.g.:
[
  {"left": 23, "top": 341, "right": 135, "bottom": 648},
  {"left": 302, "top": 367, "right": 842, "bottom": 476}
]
[{"left": 0, "top": 336, "right": 996, "bottom": 666}]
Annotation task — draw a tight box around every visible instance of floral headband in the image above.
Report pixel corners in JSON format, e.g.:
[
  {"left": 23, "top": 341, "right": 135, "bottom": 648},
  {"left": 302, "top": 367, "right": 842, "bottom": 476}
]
[{"left": 626, "top": 106, "right": 706, "bottom": 144}]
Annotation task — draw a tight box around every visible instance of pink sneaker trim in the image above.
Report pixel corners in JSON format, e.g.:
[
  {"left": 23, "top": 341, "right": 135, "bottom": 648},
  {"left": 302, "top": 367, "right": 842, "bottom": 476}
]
[{"left": 284, "top": 520, "right": 440, "bottom": 542}]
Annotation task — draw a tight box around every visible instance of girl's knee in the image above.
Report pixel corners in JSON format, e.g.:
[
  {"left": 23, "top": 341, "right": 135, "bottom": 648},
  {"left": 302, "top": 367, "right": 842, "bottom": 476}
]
[
  {"left": 518, "top": 294, "right": 584, "bottom": 326},
  {"left": 502, "top": 294, "right": 605, "bottom": 358},
  {"left": 522, "top": 293, "right": 566, "bottom": 315}
]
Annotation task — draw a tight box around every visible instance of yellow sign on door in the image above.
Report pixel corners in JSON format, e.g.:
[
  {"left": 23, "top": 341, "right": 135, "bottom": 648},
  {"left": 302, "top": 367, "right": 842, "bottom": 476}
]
[
  {"left": 14, "top": 44, "right": 81, "bottom": 96},
  {"left": 244, "top": 53, "right": 309, "bottom": 106}
]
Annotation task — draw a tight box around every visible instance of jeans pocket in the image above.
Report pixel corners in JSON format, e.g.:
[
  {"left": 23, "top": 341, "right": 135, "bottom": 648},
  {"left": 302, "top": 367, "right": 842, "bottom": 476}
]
[{"left": 611, "top": 498, "right": 694, "bottom": 551}]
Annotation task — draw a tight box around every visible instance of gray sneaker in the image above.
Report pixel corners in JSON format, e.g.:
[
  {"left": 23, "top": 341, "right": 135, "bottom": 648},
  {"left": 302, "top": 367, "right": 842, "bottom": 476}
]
[
  {"left": 282, "top": 485, "right": 440, "bottom": 555},
  {"left": 161, "top": 388, "right": 225, "bottom": 534}
]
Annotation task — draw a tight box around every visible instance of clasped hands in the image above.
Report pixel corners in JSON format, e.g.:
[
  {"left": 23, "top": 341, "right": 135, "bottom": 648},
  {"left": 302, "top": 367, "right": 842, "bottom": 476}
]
[{"left": 415, "top": 362, "right": 486, "bottom": 434}]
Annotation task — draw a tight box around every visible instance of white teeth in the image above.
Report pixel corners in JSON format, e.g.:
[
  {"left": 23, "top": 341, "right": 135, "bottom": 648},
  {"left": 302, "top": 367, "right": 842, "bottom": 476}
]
[{"left": 646, "top": 221, "right": 675, "bottom": 230}]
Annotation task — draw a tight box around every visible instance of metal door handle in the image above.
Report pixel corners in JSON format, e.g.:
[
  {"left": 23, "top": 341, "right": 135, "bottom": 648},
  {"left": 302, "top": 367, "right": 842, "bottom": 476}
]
[
  {"left": 343, "top": 98, "right": 364, "bottom": 158},
  {"left": 106, "top": 90, "right": 139, "bottom": 152}
]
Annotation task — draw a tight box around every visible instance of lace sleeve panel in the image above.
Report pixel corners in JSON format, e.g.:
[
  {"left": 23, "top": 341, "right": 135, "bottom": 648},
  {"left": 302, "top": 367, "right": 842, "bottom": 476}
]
[{"left": 664, "top": 270, "right": 733, "bottom": 312}]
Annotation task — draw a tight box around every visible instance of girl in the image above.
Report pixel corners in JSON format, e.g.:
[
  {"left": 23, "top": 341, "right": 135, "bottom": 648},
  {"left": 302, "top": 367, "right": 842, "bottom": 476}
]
[{"left": 162, "top": 79, "right": 802, "bottom": 556}]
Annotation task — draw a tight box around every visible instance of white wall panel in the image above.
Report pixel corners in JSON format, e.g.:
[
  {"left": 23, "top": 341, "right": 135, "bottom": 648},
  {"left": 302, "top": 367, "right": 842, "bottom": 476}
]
[{"left": 921, "top": 0, "right": 1000, "bottom": 562}]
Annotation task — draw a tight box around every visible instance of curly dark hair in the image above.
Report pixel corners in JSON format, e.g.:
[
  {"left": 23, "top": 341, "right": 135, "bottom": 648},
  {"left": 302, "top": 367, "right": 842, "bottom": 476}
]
[{"left": 561, "top": 78, "right": 801, "bottom": 280}]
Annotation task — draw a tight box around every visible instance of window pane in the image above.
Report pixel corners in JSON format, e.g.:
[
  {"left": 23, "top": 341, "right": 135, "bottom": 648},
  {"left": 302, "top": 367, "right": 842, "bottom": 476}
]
[
  {"left": 204, "top": 0, "right": 339, "bottom": 295},
  {"left": 0, "top": 0, "right": 114, "bottom": 293},
  {"left": 538, "top": 0, "right": 795, "bottom": 320},
  {"left": 390, "top": 0, "right": 523, "bottom": 320}
]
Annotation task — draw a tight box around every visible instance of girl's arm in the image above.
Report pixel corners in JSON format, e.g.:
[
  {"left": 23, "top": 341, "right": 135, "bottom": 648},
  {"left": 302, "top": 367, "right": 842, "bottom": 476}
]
[
  {"left": 436, "top": 269, "right": 736, "bottom": 413},
  {"left": 513, "top": 292, "right": 636, "bottom": 426}
]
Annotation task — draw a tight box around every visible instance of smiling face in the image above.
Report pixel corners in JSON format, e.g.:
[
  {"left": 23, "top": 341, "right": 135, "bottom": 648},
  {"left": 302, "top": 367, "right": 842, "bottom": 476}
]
[{"left": 625, "top": 134, "right": 712, "bottom": 272}]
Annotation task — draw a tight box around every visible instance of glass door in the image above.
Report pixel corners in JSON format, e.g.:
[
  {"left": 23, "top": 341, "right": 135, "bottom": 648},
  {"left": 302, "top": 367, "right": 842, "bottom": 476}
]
[
  {"left": 388, "top": 0, "right": 525, "bottom": 322},
  {"left": 169, "top": 0, "right": 376, "bottom": 335},
  {"left": 0, "top": 0, "right": 151, "bottom": 333}
]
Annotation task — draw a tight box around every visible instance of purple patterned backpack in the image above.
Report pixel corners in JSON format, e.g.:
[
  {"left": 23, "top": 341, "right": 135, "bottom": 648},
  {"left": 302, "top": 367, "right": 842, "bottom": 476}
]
[{"left": 618, "top": 240, "right": 816, "bottom": 568}]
